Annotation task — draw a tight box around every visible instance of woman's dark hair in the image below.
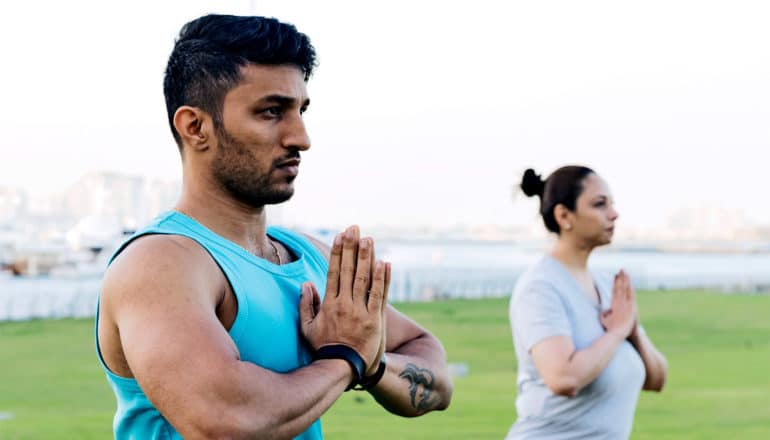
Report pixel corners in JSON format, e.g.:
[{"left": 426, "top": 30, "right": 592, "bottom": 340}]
[
  {"left": 520, "top": 165, "right": 595, "bottom": 233},
  {"left": 163, "top": 14, "right": 317, "bottom": 147}
]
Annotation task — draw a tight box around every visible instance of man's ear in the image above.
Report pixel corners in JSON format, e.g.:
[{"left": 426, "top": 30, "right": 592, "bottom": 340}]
[{"left": 173, "top": 106, "right": 214, "bottom": 152}]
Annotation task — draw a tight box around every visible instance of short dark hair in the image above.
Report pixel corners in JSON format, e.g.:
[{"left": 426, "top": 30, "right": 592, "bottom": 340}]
[
  {"left": 520, "top": 165, "right": 595, "bottom": 234},
  {"left": 163, "top": 14, "right": 317, "bottom": 146}
]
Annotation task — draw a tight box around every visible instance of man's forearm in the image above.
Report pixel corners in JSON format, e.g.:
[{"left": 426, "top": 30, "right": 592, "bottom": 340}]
[
  {"left": 183, "top": 359, "right": 352, "bottom": 439},
  {"left": 367, "top": 334, "right": 453, "bottom": 417}
]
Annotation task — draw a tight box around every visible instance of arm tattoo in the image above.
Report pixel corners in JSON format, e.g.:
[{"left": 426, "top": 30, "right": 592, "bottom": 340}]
[{"left": 398, "top": 363, "right": 437, "bottom": 411}]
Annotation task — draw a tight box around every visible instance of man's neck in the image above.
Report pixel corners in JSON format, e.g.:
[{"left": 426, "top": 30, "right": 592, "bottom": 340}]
[{"left": 175, "top": 179, "right": 269, "bottom": 254}]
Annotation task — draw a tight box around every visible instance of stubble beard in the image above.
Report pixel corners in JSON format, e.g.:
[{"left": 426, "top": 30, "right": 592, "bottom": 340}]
[{"left": 211, "top": 126, "right": 295, "bottom": 208}]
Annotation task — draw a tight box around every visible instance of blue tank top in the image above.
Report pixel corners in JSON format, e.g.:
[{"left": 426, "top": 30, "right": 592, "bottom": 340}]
[{"left": 95, "top": 211, "right": 328, "bottom": 439}]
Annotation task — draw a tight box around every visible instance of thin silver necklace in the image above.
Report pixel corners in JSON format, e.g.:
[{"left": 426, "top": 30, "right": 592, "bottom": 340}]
[
  {"left": 265, "top": 238, "right": 282, "bottom": 265},
  {"left": 174, "top": 208, "right": 282, "bottom": 265}
]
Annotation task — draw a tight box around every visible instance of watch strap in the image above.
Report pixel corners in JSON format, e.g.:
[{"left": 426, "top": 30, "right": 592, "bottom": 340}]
[{"left": 314, "top": 344, "right": 366, "bottom": 391}]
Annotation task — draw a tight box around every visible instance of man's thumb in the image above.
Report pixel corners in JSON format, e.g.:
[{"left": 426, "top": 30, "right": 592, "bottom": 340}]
[{"left": 299, "top": 282, "right": 316, "bottom": 325}]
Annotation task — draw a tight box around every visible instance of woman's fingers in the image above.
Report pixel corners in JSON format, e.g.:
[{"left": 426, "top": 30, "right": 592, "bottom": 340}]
[
  {"left": 623, "top": 270, "right": 634, "bottom": 301},
  {"left": 613, "top": 271, "right": 623, "bottom": 299}
]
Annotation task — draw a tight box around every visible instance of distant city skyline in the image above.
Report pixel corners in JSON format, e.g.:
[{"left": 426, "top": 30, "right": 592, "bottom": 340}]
[
  {"left": 1, "top": 171, "right": 767, "bottom": 249},
  {"left": 2, "top": 0, "right": 768, "bottom": 231}
]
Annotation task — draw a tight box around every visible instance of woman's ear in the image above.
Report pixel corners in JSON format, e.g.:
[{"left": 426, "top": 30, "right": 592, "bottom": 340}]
[{"left": 553, "top": 203, "right": 574, "bottom": 232}]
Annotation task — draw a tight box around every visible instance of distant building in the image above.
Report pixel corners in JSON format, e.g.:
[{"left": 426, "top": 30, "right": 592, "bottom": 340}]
[
  {"left": 0, "top": 187, "right": 27, "bottom": 225},
  {"left": 62, "top": 172, "right": 179, "bottom": 228},
  {"left": 60, "top": 172, "right": 180, "bottom": 250}
]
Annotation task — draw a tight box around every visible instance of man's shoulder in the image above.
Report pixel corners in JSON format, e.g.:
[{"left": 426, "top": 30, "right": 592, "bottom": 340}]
[
  {"left": 300, "top": 232, "right": 330, "bottom": 261},
  {"left": 102, "top": 234, "right": 224, "bottom": 305},
  {"left": 110, "top": 233, "right": 211, "bottom": 270}
]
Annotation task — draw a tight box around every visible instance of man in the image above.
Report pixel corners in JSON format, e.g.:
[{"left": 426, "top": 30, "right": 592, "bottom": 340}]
[{"left": 95, "top": 14, "right": 452, "bottom": 440}]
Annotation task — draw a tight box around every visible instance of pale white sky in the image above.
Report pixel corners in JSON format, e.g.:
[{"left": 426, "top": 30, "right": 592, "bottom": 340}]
[{"left": 1, "top": 0, "right": 768, "bottom": 230}]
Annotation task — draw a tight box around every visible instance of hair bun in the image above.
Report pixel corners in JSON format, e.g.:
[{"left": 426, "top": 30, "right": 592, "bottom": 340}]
[{"left": 521, "top": 168, "right": 545, "bottom": 198}]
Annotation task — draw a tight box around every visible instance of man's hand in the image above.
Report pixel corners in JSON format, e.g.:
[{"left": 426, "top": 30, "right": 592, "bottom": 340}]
[
  {"left": 300, "top": 226, "right": 388, "bottom": 371},
  {"left": 300, "top": 228, "right": 452, "bottom": 415},
  {"left": 600, "top": 270, "right": 637, "bottom": 339},
  {"left": 367, "top": 261, "right": 391, "bottom": 376}
]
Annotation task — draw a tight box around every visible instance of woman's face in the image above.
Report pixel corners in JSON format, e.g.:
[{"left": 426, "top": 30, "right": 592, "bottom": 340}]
[{"left": 570, "top": 174, "right": 619, "bottom": 246}]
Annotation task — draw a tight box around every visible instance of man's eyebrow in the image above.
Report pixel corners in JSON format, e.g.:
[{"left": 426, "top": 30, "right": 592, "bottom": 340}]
[{"left": 260, "top": 95, "right": 311, "bottom": 107}]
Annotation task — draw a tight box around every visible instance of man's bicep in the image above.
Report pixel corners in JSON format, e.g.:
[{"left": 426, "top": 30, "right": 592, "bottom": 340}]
[
  {"left": 117, "top": 283, "right": 240, "bottom": 381},
  {"left": 121, "top": 295, "right": 240, "bottom": 397},
  {"left": 106, "top": 238, "right": 242, "bottom": 429}
]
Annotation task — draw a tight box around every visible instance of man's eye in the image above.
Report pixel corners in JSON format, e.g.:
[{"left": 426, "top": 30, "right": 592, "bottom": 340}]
[{"left": 262, "top": 107, "right": 282, "bottom": 117}]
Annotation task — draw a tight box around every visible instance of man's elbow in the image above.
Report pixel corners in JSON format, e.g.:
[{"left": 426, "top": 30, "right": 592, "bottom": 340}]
[
  {"left": 181, "top": 415, "right": 253, "bottom": 440},
  {"left": 182, "top": 406, "right": 294, "bottom": 440},
  {"left": 433, "top": 378, "right": 454, "bottom": 411},
  {"left": 379, "top": 372, "right": 454, "bottom": 418}
]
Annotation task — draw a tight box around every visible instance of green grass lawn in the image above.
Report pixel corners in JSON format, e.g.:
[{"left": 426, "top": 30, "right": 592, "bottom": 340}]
[{"left": 1, "top": 291, "right": 769, "bottom": 439}]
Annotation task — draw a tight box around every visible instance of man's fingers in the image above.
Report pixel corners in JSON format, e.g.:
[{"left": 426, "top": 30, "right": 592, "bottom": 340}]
[
  {"left": 369, "top": 239, "right": 377, "bottom": 293},
  {"left": 324, "top": 232, "right": 343, "bottom": 301},
  {"left": 311, "top": 282, "right": 321, "bottom": 315},
  {"left": 382, "top": 262, "right": 391, "bottom": 316},
  {"left": 367, "top": 261, "right": 386, "bottom": 313},
  {"left": 352, "top": 238, "right": 373, "bottom": 306},
  {"left": 299, "top": 282, "right": 316, "bottom": 327},
  {"left": 339, "top": 226, "right": 360, "bottom": 302}
]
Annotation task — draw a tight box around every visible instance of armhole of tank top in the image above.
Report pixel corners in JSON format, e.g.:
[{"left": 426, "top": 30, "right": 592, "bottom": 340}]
[
  {"left": 269, "top": 226, "right": 329, "bottom": 272},
  {"left": 96, "top": 231, "right": 243, "bottom": 378},
  {"left": 162, "top": 421, "right": 176, "bottom": 440},
  {"left": 96, "top": 231, "right": 158, "bottom": 378}
]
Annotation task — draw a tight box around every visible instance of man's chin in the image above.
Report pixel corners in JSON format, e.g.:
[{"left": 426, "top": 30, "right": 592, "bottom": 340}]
[
  {"left": 227, "top": 185, "right": 294, "bottom": 208},
  {"left": 264, "top": 192, "right": 293, "bottom": 205},
  {"left": 258, "top": 186, "right": 294, "bottom": 206}
]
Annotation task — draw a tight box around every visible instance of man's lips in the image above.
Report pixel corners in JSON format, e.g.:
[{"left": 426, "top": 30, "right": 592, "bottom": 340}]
[
  {"left": 275, "top": 158, "right": 300, "bottom": 176},
  {"left": 276, "top": 158, "right": 300, "bottom": 167}
]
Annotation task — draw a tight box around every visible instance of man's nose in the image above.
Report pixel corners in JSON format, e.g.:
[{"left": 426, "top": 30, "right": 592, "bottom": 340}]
[{"left": 281, "top": 114, "right": 311, "bottom": 151}]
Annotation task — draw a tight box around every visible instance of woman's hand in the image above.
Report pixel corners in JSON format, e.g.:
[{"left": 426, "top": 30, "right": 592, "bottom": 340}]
[{"left": 600, "top": 270, "right": 637, "bottom": 339}]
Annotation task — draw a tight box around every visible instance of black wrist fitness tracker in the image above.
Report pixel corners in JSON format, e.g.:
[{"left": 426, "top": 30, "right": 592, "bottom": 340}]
[
  {"left": 313, "top": 345, "right": 366, "bottom": 391},
  {"left": 353, "top": 354, "right": 387, "bottom": 391}
]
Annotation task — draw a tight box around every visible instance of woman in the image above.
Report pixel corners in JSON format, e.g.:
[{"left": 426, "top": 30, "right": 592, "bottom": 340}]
[{"left": 507, "top": 166, "right": 667, "bottom": 439}]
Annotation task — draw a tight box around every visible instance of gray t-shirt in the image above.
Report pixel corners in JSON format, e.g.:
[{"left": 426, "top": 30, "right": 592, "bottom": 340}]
[{"left": 506, "top": 255, "right": 645, "bottom": 439}]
